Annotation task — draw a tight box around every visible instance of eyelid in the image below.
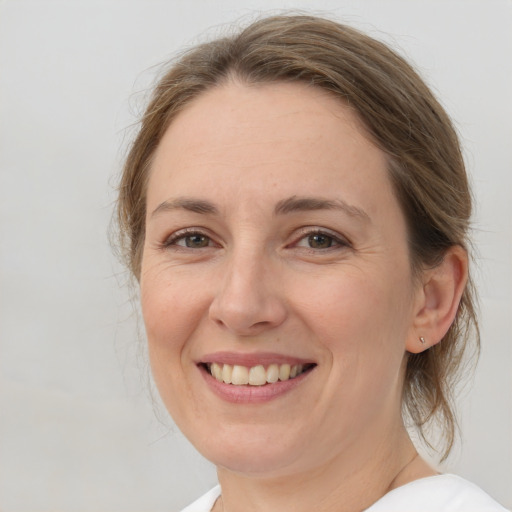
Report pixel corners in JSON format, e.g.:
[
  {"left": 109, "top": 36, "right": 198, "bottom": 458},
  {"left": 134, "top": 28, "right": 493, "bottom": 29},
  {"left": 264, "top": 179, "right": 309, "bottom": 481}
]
[
  {"left": 162, "top": 227, "right": 219, "bottom": 248},
  {"left": 290, "top": 226, "right": 352, "bottom": 249},
  {"left": 158, "top": 225, "right": 351, "bottom": 251}
]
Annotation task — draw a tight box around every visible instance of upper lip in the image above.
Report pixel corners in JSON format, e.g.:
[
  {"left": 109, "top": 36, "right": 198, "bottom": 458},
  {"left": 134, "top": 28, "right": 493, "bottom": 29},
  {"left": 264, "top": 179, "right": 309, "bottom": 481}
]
[{"left": 198, "top": 351, "right": 316, "bottom": 367}]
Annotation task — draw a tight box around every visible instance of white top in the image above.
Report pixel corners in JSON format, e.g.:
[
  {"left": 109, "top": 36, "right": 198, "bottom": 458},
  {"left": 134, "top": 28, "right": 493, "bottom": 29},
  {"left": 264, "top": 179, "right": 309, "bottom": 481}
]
[{"left": 179, "top": 475, "right": 509, "bottom": 512}]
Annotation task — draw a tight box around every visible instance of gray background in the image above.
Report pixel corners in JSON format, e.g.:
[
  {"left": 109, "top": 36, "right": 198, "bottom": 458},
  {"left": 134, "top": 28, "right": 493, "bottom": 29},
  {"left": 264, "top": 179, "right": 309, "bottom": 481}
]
[{"left": 0, "top": 0, "right": 511, "bottom": 510}]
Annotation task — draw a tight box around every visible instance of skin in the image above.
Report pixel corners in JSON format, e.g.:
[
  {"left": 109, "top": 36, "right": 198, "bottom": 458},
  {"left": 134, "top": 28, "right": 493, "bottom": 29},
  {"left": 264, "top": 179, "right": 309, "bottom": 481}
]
[{"left": 140, "top": 81, "right": 466, "bottom": 512}]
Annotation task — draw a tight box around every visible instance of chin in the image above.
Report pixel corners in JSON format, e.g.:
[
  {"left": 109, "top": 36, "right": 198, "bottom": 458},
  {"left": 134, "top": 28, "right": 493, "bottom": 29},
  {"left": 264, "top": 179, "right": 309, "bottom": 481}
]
[
  {"left": 210, "top": 450, "right": 301, "bottom": 478},
  {"left": 191, "top": 423, "right": 308, "bottom": 477}
]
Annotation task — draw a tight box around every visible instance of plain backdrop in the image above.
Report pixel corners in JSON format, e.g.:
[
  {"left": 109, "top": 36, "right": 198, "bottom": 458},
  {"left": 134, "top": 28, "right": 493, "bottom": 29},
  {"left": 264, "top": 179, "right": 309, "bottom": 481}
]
[{"left": 0, "top": 1, "right": 511, "bottom": 511}]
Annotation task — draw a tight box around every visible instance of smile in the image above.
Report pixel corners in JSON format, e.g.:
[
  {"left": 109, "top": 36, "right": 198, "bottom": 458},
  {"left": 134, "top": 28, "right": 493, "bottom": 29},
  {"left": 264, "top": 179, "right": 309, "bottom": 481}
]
[
  {"left": 198, "top": 353, "right": 317, "bottom": 403},
  {"left": 206, "top": 362, "right": 313, "bottom": 386}
]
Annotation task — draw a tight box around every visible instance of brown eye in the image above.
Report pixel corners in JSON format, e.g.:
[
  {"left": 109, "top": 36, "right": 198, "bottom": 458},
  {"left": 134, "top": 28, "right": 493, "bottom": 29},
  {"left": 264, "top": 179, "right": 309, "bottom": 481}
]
[
  {"left": 182, "top": 234, "right": 211, "bottom": 248},
  {"left": 293, "top": 229, "right": 349, "bottom": 251},
  {"left": 166, "top": 231, "right": 214, "bottom": 249},
  {"left": 307, "top": 233, "right": 334, "bottom": 249}
]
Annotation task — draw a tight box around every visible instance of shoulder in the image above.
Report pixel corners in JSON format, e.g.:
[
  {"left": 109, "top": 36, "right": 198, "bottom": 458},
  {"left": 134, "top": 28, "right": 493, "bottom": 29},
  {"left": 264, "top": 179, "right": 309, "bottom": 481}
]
[
  {"left": 366, "top": 474, "right": 509, "bottom": 512},
  {"left": 179, "top": 485, "right": 221, "bottom": 512},
  {"left": 180, "top": 477, "right": 509, "bottom": 512}
]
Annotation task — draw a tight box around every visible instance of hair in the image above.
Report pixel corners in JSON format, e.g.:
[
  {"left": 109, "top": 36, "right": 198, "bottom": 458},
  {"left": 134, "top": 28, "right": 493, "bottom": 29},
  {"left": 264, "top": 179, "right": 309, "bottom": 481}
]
[{"left": 116, "top": 14, "right": 479, "bottom": 460}]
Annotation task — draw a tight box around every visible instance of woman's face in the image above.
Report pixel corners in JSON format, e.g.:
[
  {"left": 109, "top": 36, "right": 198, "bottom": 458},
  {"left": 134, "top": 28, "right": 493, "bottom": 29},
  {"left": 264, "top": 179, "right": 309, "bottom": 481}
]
[{"left": 140, "top": 82, "right": 422, "bottom": 476}]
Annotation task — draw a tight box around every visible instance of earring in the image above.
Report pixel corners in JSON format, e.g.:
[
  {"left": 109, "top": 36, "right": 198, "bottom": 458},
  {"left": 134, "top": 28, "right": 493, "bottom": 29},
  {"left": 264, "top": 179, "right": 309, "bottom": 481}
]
[{"left": 419, "top": 336, "right": 426, "bottom": 344}]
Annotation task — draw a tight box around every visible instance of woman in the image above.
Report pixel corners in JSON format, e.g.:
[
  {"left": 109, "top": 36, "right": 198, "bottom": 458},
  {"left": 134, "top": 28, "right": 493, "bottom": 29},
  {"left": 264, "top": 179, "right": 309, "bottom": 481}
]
[{"left": 116, "top": 15, "right": 507, "bottom": 512}]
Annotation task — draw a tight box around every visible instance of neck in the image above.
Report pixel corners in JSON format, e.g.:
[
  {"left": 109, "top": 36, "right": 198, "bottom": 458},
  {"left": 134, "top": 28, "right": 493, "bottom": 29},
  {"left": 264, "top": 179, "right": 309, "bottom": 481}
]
[{"left": 214, "top": 427, "right": 435, "bottom": 512}]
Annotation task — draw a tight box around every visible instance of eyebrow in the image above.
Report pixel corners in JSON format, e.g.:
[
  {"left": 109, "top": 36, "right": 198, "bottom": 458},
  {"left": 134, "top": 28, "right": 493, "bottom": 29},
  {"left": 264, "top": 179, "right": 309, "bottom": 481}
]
[
  {"left": 150, "top": 195, "right": 370, "bottom": 222},
  {"left": 151, "top": 197, "right": 219, "bottom": 217},
  {"left": 274, "top": 196, "right": 371, "bottom": 222}
]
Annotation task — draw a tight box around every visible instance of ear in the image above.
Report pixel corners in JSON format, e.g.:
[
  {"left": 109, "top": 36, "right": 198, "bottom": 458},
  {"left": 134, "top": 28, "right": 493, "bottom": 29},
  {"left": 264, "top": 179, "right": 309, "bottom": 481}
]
[{"left": 406, "top": 246, "right": 468, "bottom": 354}]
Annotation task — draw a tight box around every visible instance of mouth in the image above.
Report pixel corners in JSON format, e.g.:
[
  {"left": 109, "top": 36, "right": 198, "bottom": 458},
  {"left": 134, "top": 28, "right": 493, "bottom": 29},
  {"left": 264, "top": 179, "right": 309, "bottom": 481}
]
[{"left": 202, "top": 362, "right": 316, "bottom": 386}]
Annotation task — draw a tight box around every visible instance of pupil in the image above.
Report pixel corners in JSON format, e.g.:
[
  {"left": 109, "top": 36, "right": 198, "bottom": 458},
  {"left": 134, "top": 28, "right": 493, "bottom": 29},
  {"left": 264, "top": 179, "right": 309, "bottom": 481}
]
[
  {"left": 186, "top": 235, "right": 208, "bottom": 248},
  {"left": 309, "top": 234, "right": 332, "bottom": 249}
]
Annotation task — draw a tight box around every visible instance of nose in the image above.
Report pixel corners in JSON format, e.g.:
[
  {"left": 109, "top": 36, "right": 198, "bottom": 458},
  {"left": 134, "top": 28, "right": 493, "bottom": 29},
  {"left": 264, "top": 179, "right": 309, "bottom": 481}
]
[{"left": 208, "top": 250, "right": 287, "bottom": 336}]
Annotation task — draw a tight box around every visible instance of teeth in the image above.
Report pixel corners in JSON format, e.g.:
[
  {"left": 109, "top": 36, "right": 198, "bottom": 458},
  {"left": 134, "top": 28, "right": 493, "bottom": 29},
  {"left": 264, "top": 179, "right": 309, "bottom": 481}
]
[
  {"left": 248, "top": 365, "right": 266, "bottom": 386},
  {"left": 266, "top": 364, "right": 279, "bottom": 383},
  {"left": 211, "top": 362, "right": 223, "bottom": 381},
  {"left": 208, "top": 362, "right": 310, "bottom": 386},
  {"left": 279, "top": 363, "right": 291, "bottom": 381},
  {"left": 231, "top": 365, "right": 249, "bottom": 385},
  {"left": 222, "top": 363, "right": 233, "bottom": 384}
]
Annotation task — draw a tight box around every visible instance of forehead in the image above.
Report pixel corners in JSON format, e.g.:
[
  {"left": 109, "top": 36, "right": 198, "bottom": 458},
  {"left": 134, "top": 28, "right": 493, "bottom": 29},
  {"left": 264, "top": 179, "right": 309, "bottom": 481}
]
[
  {"left": 154, "top": 81, "right": 372, "bottom": 165},
  {"left": 147, "top": 81, "right": 397, "bottom": 221}
]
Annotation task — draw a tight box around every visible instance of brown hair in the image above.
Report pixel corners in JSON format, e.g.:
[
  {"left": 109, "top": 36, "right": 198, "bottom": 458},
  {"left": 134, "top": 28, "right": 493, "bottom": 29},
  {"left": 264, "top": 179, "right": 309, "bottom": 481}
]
[{"left": 117, "top": 14, "right": 479, "bottom": 460}]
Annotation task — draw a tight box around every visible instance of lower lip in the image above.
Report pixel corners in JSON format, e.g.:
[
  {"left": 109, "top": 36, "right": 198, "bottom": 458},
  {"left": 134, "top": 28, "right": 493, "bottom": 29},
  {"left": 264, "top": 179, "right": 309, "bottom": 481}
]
[{"left": 199, "top": 365, "right": 314, "bottom": 404}]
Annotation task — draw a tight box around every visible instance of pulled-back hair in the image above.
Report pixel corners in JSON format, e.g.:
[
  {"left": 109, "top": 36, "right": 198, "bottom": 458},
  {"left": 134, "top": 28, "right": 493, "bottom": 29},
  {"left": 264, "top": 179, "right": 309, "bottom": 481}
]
[{"left": 117, "top": 14, "right": 479, "bottom": 460}]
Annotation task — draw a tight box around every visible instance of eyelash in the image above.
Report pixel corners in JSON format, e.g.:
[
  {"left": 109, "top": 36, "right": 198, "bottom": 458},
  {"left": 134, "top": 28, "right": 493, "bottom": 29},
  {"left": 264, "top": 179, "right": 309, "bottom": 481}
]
[
  {"left": 290, "top": 228, "right": 351, "bottom": 251},
  {"left": 161, "top": 228, "right": 217, "bottom": 250},
  {"left": 160, "top": 227, "right": 351, "bottom": 252}
]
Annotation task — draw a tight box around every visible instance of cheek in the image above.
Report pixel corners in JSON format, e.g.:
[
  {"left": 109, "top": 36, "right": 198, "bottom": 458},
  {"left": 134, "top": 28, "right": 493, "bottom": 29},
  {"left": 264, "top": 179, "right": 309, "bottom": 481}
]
[
  {"left": 140, "top": 270, "right": 202, "bottom": 388},
  {"left": 141, "top": 260, "right": 205, "bottom": 339},
  {"left": 298, "top": 267, "right": 412, "bottom": 381},
  {"left": 140, "top": 271, "right": 204, "bottom": 420},
  {"left": 305, "top": 271, "right": 408, "bottom": 335},
  {"left": 313, "top": 277, "right": 410, "bottom": 412}
]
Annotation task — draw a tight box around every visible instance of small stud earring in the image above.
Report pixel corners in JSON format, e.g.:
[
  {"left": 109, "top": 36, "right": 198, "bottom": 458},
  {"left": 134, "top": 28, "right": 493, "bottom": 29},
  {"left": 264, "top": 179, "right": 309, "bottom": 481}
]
[{"left": 419, "top": 336, "right": 426, "bottom": 344}]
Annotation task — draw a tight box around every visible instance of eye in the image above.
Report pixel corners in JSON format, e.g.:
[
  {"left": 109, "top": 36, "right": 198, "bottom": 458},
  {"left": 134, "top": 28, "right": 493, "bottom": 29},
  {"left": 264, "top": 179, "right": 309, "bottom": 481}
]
[
  {"left": 304, "top": 233, "right": 335, "bottom": 249},
  {"left": 163, "top": 230, "right": 216, "bottom": 249},
  {"left": 293, "top": 229, "right": 350, "bottom": 250},
  {"left": 178, "top": 234, "right": 212, "bottom": 248}
]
